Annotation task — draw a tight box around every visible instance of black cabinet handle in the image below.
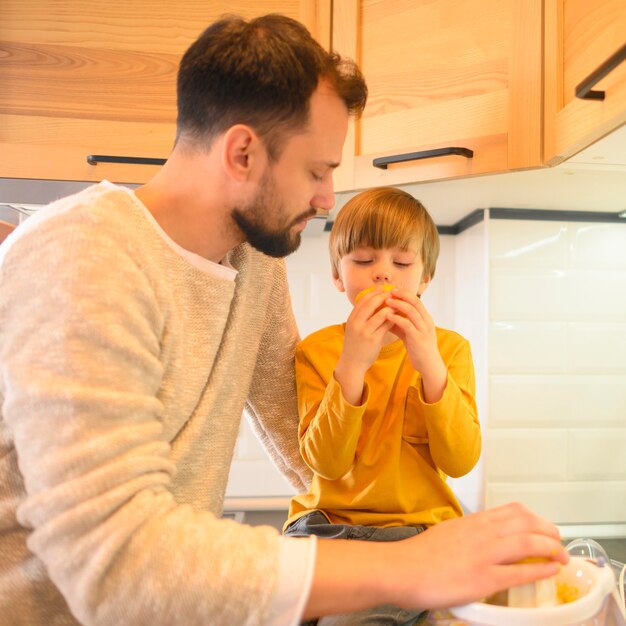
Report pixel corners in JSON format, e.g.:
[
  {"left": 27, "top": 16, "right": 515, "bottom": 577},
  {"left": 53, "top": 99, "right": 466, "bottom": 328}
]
[
  {"left": 575, "top": 42, "right": 626, "bottom": 101},
  {"left": 373, "top": 147, "right": 473, "bottom": 169},
  {"left": 87, "top": 155, "right": 167, "bottom": 166}
]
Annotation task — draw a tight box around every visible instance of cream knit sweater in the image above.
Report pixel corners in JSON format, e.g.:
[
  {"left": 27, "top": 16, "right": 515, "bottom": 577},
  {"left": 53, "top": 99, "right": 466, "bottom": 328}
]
[{"left": 0, "top": 183, "right": 311, "bottom": 625}]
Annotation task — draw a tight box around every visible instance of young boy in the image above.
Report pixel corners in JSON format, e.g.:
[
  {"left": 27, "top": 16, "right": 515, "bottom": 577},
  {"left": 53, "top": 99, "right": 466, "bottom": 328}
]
[{"left": 285, "top": 186, "right": 481, "bottom": 624}]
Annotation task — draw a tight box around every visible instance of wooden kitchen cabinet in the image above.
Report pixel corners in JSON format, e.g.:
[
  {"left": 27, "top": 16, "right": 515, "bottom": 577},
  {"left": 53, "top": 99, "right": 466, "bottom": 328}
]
[
  {"left": 332, "top": 0, "right": 544, "bottom": 191},
  {"left": 0, "top": 1, "right": 330, "bottom": 183},
  {"left": 544, "top": 0, "right": 626, "bottom": 165}
]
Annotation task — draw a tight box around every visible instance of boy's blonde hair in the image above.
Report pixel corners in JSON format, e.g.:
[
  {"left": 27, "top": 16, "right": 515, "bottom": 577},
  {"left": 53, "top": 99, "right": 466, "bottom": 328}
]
[{"left": 329, "top": 187, "right": 440, "bottom": 281}]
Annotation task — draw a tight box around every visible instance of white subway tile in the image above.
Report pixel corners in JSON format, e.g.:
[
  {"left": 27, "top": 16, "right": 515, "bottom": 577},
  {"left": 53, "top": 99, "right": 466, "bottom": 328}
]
[
  {"left": 490, "top": 268, "right": 626, "bottom": 322},
  {"left": 569, "top": 375, "right": 626, "bottom": 424},
  {"left": 566, "top": 323, "right": 626, "bottom": 373},
  {"left": 489, "top": 220, "right": 568, "bottom": 269},
  {"left": 569, "top": 223, "right": 626, "bottom": 270},
  {"left": 489, "top": 322, "right": 566, "bottom": 373},
  {"left": 564, "top": 270, "right": 626, "bottom": 322},
  {"left": 490, "top": 375, "right": 567, "bottom": 427},
  {"left": 485, "top": 430, "right": 567, "bottom": 481},
  {"left": 486, "top": 482, "right": 626, "bottom": 524},
  {"left": 490, "top": 375, "right": 626, "bottom": 427},
  {"left": 490, "top": 269, "right": 568, "bottom": 319},
  {"left": 569, "top": 430, "right": 626, "bottom": 480}
]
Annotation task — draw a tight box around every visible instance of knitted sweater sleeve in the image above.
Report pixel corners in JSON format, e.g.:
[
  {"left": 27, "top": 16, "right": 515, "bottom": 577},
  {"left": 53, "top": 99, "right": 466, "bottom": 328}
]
[
  {"left": 244, "top": 258, "right": 313, "bottom": 493},
  {"left": 0, "top": 217, "right": 281, "bottom": 625}
]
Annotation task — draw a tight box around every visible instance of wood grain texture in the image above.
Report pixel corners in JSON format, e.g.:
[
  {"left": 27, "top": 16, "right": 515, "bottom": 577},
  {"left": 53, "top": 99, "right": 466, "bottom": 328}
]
[
  {"left": 508, "top": 0, "right": 543, "bottom": 169},
  {"left": 0, "top": 43, "right": 178, "bottom": 122},
  {"left": 333, "top": 0, "right": 542, "bottom": 187},
  {"left": 0, "top": 0, "right": 325, "bottom": 182},
  {"left": 561, "top": 0, "right": 626, "bottom": 108},
  {"left": 544, "top": 0, "right": 626, "bottom": 165},
  {"left": 331, "top": 0, "right": 360, "bottom": 191},
  {"left": 0, "top": 1, "right": 304, "bottom": 52}
]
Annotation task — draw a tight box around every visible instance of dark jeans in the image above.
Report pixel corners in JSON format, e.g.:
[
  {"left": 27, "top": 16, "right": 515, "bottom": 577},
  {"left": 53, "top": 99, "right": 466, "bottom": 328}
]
[{"left": 284, "top": 511, "right": 428, "bottom": 626}]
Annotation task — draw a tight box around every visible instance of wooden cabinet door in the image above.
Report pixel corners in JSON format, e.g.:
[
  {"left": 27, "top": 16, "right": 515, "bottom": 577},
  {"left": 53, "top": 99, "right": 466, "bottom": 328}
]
[
  {"left": 332, "top": 0, "right": 543, "bottom": 191},
  {"left": 544, "top": 0, "right": 626, "bottom": 165},
  {"left": 0, "top": 1, "right": 330, "bottom": 183}
]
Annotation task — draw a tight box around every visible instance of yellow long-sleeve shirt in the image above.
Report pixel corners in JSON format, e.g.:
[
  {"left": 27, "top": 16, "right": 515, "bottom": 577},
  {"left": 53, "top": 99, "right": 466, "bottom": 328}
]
[{"left": 287, "top": 323, "right": 481, "bottom": 529}]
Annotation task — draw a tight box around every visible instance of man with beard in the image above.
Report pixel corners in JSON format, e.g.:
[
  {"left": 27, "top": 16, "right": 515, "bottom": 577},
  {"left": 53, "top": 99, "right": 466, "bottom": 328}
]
[{"left": 0, "top": 13, "right": 568, "bottom": 626}]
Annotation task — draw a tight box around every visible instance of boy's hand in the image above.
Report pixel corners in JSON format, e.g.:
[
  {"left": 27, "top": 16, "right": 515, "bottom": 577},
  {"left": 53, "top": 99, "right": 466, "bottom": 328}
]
[
  {"left": 385, "top": 289, "right": 448, "bottom": 403},
  {"left": 342, "top": 287, "right": 393, "bottom": 372},
  {"left": 334, "top": 288, "right": 393, "bottom": 405}
]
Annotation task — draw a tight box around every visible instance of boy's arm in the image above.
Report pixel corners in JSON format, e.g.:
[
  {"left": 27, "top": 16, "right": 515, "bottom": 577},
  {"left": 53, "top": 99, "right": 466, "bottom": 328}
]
[
  {"left": 296, "top": 347, "right": 367, "bottom": 480},
  {"left": 296, "top": 290, "right": 394, "bottom": 479},
  {"left": 386, "top": 290, "right": 480, "bottom": 476},
  {"left": 414, "top": 337, "right": 481, "bottom": 477},
  {"left": 334, "top": 287, "right": 394, "bottom": 404}
]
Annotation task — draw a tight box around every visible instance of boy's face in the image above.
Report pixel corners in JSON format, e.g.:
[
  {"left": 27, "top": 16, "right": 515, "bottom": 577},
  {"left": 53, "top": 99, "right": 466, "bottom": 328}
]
[{"left": 334, "top": 245, "right": 431, "bottom": 304}]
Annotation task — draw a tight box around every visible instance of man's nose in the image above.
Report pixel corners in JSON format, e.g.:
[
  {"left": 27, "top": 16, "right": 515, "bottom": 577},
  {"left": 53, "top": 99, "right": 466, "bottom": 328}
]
[{"left": 312, "top": 176, "right": 336, "bottom": 213}]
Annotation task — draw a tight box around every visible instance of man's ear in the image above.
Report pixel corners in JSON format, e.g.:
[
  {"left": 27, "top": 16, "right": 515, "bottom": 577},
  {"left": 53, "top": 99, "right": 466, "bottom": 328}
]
[{"left": 222, "top": 124, "right": 265, "bottom": 182}]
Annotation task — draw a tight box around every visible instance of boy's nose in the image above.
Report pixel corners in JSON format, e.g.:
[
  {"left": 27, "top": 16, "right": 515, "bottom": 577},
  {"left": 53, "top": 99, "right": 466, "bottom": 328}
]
[{"left": 373, "top": 267, "right": 392, "bottom": 283}]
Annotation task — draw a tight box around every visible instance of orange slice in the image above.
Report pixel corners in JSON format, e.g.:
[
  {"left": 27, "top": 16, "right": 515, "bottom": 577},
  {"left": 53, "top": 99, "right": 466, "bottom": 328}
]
[{"left": 355, "top": 284, "right": 396, "bottom": 303}]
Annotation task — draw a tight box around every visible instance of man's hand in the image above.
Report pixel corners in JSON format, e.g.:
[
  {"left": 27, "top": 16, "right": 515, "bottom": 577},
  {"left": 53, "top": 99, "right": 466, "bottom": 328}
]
[
  {"left": 304, "top": 502, "right": 569, "bottom": 619},
  {"left": 389, "top": 502, "right": 570, "bottom": 610}
]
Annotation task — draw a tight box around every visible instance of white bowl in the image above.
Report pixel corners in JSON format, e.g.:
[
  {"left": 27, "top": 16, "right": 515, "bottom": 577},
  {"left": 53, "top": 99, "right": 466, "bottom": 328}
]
[{"left": 449, "top": 557, "right": 615, "bottom": 626}]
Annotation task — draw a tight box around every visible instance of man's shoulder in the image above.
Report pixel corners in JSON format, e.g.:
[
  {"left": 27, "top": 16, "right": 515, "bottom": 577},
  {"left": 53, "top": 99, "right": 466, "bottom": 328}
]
[
  {"left": 0, "top": 182, "right": 143, "bottom": 269},
  {"left": 12, "top": 182, "right": 140, "bottom": 238}
]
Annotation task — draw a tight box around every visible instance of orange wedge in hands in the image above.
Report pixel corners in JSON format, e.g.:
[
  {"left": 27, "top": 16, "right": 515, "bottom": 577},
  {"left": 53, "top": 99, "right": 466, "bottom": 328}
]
[{"left": 354, "top": 284, "right": 396, "bottom": 304}]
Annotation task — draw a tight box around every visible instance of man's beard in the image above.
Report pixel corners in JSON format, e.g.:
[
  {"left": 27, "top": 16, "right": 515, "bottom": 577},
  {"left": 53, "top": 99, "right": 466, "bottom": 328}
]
[{"left": 232, "top": 173, "right": 316, "bottom": 258}]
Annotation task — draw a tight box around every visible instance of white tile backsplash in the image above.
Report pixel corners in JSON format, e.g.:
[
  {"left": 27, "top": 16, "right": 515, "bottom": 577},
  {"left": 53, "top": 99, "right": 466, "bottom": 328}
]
[
  {"left": 486, "top": 482, "right": 626, "bottom": 524},
  {"left": 566, "top": 322, "right": 626, "bottom": 373},
  {"left": 569, "top": 223, "right": 626, "bottom": 270},
  {"left": 490, "top": 374, "right": 626, "bottom": 428},
  {"left": 486, "top": 430, "right": 567, "bottom": 481},
  {"left": 487, "top": 218, "right": 626, "bottom": 525},
  {"left": 565, "top": 270, "right": 626, "bottom": 322},
  {"left": 489, "top": 220, "right": 568, "bottom": 269},
  {"left": 490, "top": 269, "right": 567, "bottom": 319},
  {"left": 490, "top": 269, "right": 626, "bottom": 322},
  {"left": 489, "top": 321, "right": 566, "bottom": 373},
  {"left": 568, "top": 430, "right": 626, "bottom": 481}
]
